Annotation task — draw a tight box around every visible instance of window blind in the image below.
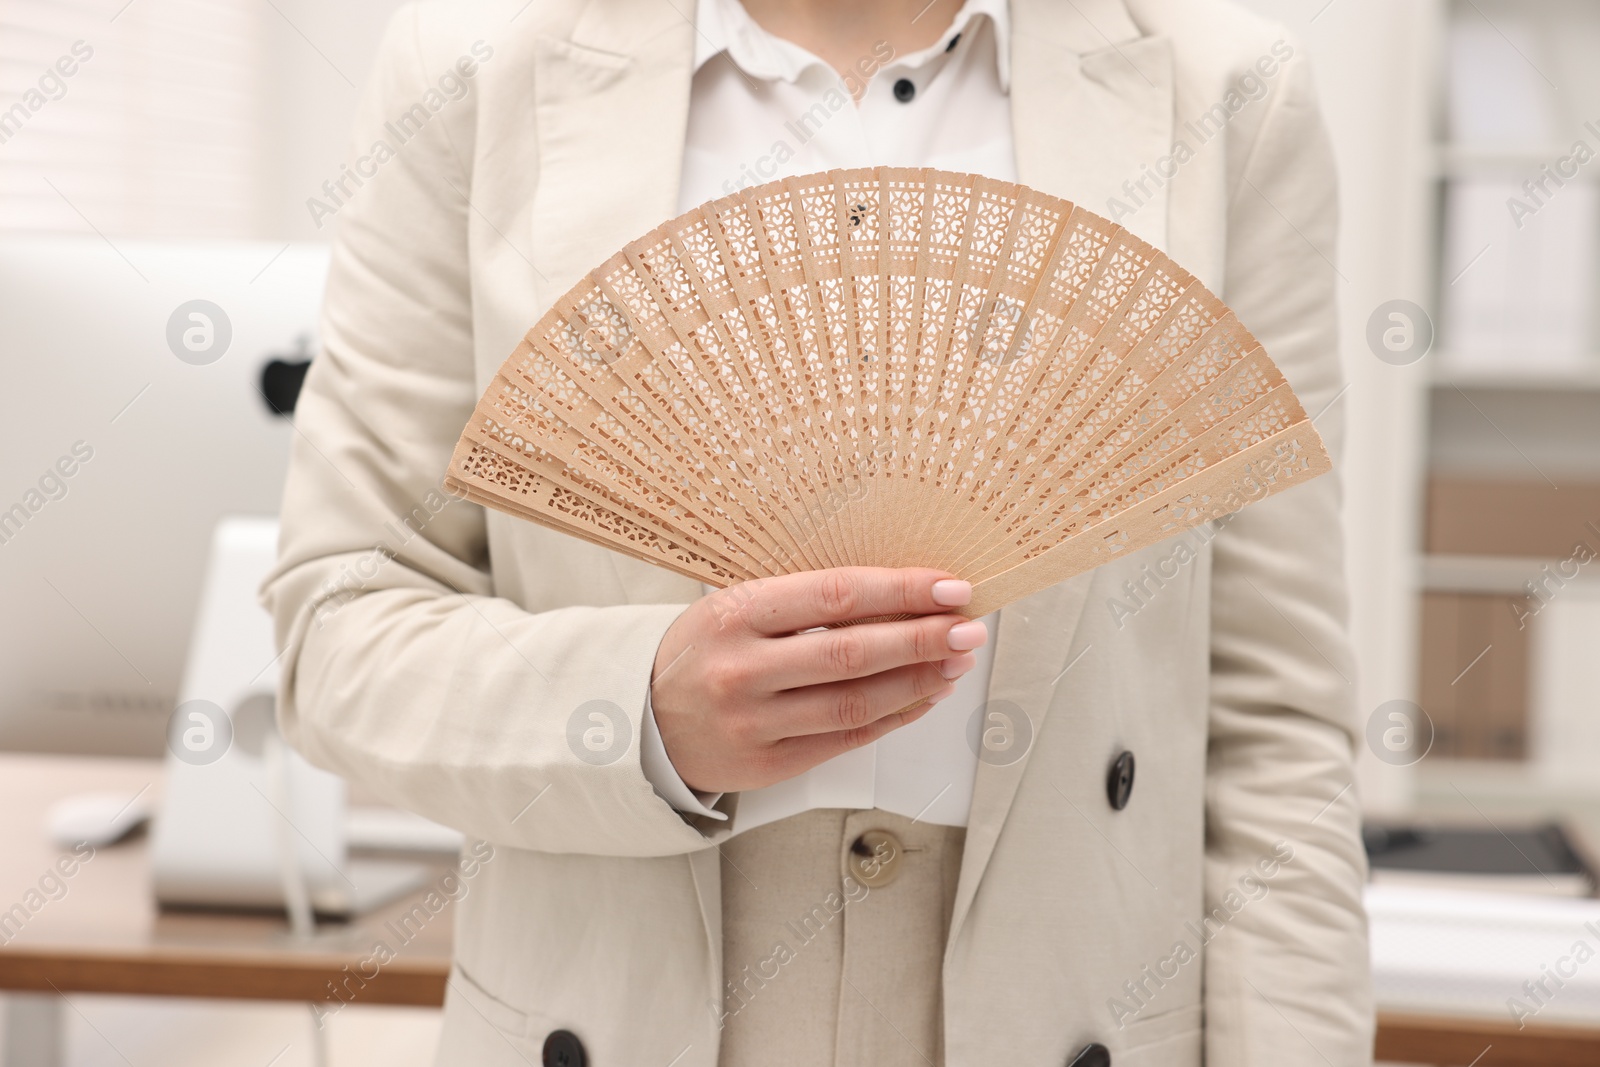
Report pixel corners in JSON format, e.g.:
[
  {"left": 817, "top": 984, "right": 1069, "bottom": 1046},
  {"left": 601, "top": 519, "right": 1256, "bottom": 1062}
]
[{"left": 0, "top": 0, "right": 264, "bottom": 237}]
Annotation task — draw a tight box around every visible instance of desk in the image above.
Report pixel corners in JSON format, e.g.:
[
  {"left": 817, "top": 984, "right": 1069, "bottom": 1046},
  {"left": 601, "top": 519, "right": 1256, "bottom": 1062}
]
[
  {"left": 3, "top": 754, "right": 1599, "bottom": 1066},
  {"left": 0, "top": 754, "right": 450, "bottom": 1064},
  {"left": 1378, "top": 1013, "right": 1600, "bottom": 1066}
]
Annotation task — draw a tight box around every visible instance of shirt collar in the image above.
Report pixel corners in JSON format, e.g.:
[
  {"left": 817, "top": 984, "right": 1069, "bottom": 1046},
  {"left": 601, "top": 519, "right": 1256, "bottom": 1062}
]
[{"left": 692, "top": 0, "right": 1011, "bottom": 91}]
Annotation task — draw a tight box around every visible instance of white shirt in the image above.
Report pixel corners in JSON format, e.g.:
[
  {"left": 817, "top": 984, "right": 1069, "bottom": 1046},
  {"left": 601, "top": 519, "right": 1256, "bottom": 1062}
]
[{"left": 639, "top": 0, "right": 1013, "bottom": 833}]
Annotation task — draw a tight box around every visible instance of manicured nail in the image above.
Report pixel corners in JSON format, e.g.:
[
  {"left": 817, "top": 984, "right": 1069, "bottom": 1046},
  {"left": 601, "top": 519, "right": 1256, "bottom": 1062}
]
[
  {"left": 947, "top": 620, "right": 987, "bottom": 651},
  {"left": 926, "top": 682, "right": 957, "bottom": 705},
  {"left": 937, "top": 653, "right": 977, "bottom": 680},
  {"left": 931, "top": 579, "right": 972, "bottom": 607}
]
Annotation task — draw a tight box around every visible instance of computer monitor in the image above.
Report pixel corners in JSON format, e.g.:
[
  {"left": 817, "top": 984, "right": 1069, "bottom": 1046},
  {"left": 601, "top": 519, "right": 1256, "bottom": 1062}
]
[
  {"left": 150, "top": 516, "right": 435, "bottom": 919},
  {"left": 0, "top": 237, "right": 327, "bottom": 755}
]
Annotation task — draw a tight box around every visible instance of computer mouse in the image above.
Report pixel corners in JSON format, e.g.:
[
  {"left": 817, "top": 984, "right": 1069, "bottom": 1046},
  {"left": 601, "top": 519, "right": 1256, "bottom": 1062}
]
[{"left": 46, "top": 789, "right": 152, "bottom": 848}]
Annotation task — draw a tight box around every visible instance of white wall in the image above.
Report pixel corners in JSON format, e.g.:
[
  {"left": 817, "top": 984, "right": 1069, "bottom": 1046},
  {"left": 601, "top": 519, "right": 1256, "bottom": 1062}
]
[
  {"left": 257, "top": 0, "right": 413, "bottom": 241},
  {"left": 0, "top": 0, "right": 407, "bottom": 240}
]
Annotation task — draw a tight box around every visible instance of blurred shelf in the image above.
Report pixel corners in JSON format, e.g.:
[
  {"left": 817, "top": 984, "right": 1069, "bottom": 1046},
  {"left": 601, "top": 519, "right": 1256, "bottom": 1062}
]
[
  {"left": 1430, "top": 142, "right": 1595, "bottom": 177},
  {"left": 1430, "top": 360, "right": 1600, "bottom": 391},
  {"left": 1415, "top": 758, "right": 1600, "bottom": 813},
  {"left": 1419, "top": 554, "right": 1600, "bottom": 594}
]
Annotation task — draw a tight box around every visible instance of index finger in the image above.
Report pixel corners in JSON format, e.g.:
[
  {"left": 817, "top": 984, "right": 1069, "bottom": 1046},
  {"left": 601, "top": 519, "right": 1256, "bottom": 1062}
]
[{"left": 728, "top": 567, "right": 973, "bottom": 635}]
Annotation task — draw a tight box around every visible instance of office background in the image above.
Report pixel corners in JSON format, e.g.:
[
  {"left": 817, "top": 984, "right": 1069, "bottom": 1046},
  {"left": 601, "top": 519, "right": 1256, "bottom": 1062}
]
[{"left": 2, "top": 0, "right": 1598, "bottom": 1064}]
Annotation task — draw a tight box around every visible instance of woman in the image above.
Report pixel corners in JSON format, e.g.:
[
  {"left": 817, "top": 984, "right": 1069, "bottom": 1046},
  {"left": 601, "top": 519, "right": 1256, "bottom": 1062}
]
[{"left": 263, "top": 0, "right": 1373, "bottom": 1063}]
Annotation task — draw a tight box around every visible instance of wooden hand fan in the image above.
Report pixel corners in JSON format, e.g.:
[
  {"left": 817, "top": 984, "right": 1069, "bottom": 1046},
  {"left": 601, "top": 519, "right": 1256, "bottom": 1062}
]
[{"left": 445, "top": 167, "right": 1332, "bottom": 618}]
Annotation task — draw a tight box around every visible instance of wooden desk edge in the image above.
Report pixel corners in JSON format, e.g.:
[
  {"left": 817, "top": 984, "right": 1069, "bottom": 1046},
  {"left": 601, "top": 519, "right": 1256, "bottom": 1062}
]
[
  {"left": 0, "top": 947, "right": 449, "bottom": 1007},
  {"left": 1377, "top": 1010, "right": 1600, "bottom": 1067}
]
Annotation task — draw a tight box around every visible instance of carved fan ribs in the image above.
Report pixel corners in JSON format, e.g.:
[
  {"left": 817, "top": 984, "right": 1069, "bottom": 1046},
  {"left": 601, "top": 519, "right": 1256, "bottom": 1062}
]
[{"left": 445, "top": 167, "right": 1332, "bottom": 617}]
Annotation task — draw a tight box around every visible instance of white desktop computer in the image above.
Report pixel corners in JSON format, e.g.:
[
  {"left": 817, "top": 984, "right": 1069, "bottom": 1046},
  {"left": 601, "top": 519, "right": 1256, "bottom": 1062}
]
[{"left": 0, "top": 237, "right": 324, "bottom": 754}]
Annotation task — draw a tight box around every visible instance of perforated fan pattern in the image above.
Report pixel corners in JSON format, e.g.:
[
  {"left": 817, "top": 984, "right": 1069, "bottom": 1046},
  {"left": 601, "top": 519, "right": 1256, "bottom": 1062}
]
[{"left": 446, "top": 168, "right": 1332, "bottom": 617}]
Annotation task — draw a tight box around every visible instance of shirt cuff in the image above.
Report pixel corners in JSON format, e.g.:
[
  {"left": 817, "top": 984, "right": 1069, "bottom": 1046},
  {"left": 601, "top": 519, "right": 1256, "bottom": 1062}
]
[{"left": 640, "top": 687, "right": 728, "bottom": 821}]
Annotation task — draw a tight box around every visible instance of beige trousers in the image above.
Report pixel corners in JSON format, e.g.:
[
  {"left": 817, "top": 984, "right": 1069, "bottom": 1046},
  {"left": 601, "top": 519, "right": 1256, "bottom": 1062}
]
[{"left": 714, "top": 809, "right": 968, "bottom": 1067}]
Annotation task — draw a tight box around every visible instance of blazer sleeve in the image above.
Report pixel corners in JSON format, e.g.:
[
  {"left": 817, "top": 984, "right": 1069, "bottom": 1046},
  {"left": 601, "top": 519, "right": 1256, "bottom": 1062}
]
[
  {"left": 1202, "top": 47, "right": 1376, "bottom": 1066},
  {"left": 259, "top": 6, "right": 731, "bottom": 859}
]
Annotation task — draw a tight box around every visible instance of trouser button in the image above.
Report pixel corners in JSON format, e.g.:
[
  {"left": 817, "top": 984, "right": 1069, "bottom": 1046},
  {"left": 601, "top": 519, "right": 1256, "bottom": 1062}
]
[{"left": 847, "top": 829, "right": 905, "bottom": 888}]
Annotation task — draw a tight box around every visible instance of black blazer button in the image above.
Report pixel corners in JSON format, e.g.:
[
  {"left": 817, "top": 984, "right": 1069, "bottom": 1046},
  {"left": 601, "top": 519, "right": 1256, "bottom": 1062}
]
[
  {"left": 1106, "top": 750, "right": 1135, "bottom": 811},
  {"left": 542, "top": 1029, "right": 587, "bottom": 1067},
  {"left": 1068, "top": 1042, "right": 1111, "bottom": 1067}
]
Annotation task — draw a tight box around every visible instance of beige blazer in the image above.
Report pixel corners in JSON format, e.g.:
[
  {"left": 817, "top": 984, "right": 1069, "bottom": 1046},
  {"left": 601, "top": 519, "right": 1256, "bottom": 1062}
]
[{"left": 261, "top": 0, "right": 1374, "bottom": 1063}]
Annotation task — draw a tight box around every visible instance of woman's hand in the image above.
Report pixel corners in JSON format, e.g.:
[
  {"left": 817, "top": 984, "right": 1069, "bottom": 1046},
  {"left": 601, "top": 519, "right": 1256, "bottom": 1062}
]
[{"left": 649, "top": 567, "right": 987, "bottom": 794}]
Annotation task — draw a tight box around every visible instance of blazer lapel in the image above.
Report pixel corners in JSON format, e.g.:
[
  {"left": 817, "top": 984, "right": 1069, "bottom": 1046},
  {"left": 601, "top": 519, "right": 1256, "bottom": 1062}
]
[
  {"left": 947, "top": 0, "right": 1174, "bottom": 955},
  {"left": 948, "top": 576, "right": 1097, "bottom": 957},
  {"left": 529, "top": 6, "right": 719, "bottom": 603},
  {"left": 528, "top": 0, "right": 697, "bottom": 308},
  {"left": 1011, "top": 0, "right": 1174, "bottom": 251}
]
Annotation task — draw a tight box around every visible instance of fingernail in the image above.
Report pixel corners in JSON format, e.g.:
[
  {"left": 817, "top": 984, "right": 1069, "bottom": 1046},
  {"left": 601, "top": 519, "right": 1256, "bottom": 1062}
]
[
  {"left": 931, "top": 579, "right": 972, "bottom": 607},
  {"left": 937, "top": 652, "right": 977, "bottom": 680},
  {"left": 926, "top": 682, "right": 957, "bottom": 705},
  {"left": 947, "top": 620, "right": 987, "bottom": 651}
]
